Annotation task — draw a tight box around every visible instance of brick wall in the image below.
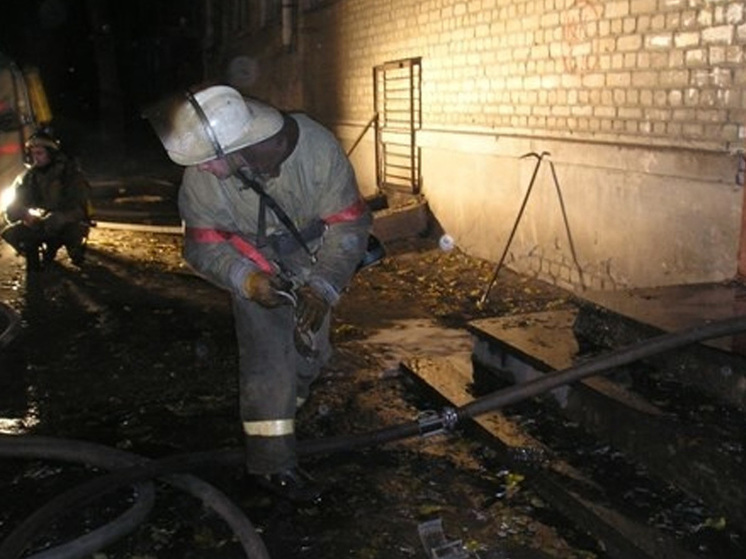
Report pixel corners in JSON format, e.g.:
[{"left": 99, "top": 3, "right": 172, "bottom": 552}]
[
  {"left": 231, "top": 0, "right": 746, "bottom": 290},
  {"left": 297, "top": 0, "right": 746, "bottom": 152}
]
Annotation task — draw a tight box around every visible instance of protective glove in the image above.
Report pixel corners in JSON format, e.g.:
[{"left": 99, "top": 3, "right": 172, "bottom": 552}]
[
  {"left": 22, "top": 209, "right": 43, "bottom": 228},
  {"left": 295, "top": 285, "right": 330, "bottom": 333},
  {"left": 294, "top": 327, "right": 319, "bottom": 359},
  {"left": 243, "top": 271, "right": 294, "bottom": 308}
]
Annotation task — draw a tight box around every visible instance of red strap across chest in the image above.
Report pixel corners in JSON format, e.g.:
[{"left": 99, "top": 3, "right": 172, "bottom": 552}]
[{"left": 185, "top": 198, "right": 365, "bottom": 272}]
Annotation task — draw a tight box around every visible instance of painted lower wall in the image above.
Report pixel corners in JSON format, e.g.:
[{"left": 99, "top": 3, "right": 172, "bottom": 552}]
[{"left": 336, "top": 123, "right": 742, "bottom": 292}]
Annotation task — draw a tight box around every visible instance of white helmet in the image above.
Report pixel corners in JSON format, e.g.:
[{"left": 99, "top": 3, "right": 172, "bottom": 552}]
[{"left": 145, "top": 85, "right": 284, "bottom": 166}]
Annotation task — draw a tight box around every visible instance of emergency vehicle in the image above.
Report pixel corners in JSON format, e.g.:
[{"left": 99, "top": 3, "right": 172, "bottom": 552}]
[{"left": 0, "top": 52, "right": 50, "bottom": 223}]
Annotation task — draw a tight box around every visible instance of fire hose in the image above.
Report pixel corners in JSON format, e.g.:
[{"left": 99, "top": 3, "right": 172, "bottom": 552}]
[
  {"left": 0, "top": 437, "right": 269, "bottom": 559},
  {"left": 2, "top": 314, "right": 746, "bottom": 558}
]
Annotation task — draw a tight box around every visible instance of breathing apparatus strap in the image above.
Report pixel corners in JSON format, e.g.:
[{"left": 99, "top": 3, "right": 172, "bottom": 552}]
[
  {"left": 184, "top": 89, "right": 316, "bottom": 263},
  {"left": 235, "top": 168, "right": 317, "bottom": 263},
  {"left": 257, "top": 195, "right": 267, "bottom": 247}
]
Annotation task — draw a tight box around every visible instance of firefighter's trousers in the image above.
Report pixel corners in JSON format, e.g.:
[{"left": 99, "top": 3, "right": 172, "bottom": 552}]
[
  {"left": 1, "top": 219, "right": 87, "bottom": 266},
  {"left": 232, "top": 295, "right": 331, "bottom": 474}
]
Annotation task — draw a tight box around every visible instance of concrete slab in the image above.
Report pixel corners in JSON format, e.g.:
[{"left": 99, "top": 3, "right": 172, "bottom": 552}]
[
  {"left": 371, "top": 199, "right": 429, "bottom": 243},
  {"left": 573, "top": 285, "right": 746, "bottom": 410},
  {"left": 465, "top": 308, "right": 746, "bottom": 531},
  {"left": 577, "top": 282, "right": 746, "bottom": 355},
  {"left": 468, "top": 309, "right": 580, "bottom": 372},
  {"left": 402, "top": 353, "right": 702, "bottom": 559}
]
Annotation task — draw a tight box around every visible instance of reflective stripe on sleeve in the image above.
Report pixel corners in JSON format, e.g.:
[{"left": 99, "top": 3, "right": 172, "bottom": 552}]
[
  {"left": 322, "top": 197, "right": 367, "bottom": 225},
  {"left": 243, "top": 419, "right": 294, "bottom": 437},
  {"left": 0, "top": 143, "right": 22, "bottom": 155},
  {"left": 186, "top": 227, "right": 274, "bottom": 273}
]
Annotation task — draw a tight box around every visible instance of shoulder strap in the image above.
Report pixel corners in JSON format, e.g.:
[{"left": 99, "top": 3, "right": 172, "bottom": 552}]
[{"left": 235, "top": 168, "right": 316, "bottom": 262}]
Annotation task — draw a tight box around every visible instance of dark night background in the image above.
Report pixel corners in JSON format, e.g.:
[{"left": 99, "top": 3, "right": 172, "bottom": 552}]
[{"left": 1, "top": 0, "right": 206, "bottom": 172}]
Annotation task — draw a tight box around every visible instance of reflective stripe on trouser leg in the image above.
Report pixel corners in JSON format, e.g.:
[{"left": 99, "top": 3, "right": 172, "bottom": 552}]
[
  {"left": 243, "top": 418, "right": 294, "bottom": 437},
  {"left": 233, "top": 295, "right": 299, "bottom": 474}
]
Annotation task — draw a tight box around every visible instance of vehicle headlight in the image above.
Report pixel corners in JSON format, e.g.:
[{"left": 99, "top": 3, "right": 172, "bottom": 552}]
[
  {"left": 0, "top": 172, "right": 24, "bottom": 215},
  {"left": 1, "top": 185, "right": 16, "bottom": 213}
]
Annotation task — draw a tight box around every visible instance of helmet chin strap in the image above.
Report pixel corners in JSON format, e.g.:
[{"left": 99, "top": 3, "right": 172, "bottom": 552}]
[{"left": 185, "top": 89, "right": 225, "bottom": 159}]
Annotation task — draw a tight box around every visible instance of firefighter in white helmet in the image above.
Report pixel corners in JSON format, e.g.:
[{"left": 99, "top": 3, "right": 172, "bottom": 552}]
[{"left": 146, "top": 85, "right": 372, "bottom": 502}]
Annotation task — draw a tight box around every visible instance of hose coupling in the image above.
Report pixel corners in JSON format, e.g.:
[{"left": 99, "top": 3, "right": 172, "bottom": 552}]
[{"left": 417, "top": 406, "right": 459, "bottom": 438}]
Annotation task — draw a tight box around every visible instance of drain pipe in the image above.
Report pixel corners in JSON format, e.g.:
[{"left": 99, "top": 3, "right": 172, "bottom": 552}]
[
  {"left": 282, "top": 0, "right": 295, "bottom": 52},
  {"left": 3, "top": 314, "right": 746, "bottom": 558}
]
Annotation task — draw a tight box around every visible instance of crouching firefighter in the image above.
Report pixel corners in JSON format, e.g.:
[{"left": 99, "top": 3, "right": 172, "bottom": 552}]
[
  {"left": 145, "top": 85, "right": 374, "bottom": 502},
  {"left": 2, "top": 131, "right": 92, "bottom": 270}
]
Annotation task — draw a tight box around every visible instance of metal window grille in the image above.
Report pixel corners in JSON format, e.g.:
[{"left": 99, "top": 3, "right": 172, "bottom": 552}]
[{"left": 374, "top": 57, "right": 422, "bottom": 195}]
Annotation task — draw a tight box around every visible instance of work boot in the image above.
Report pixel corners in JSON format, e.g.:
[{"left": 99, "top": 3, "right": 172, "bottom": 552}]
[
  {"left": 42, "top": 246, "right": 59, "bottom": 266},
  {"left": 25, "top": 247, "right": 42, "bottom": 272},
  {"left": 251, "top": 466, "right": 323, "bottom": 503}
]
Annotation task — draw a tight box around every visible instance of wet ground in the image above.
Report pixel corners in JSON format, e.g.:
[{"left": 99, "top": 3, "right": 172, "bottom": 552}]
[{"left": 0, "top": 221, "right": 609, "bottom": 558}]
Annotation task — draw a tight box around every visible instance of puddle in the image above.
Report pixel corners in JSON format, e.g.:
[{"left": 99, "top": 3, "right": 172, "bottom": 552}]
[{"left": 361, "top": 318, "right": 475, "bottom": 368}]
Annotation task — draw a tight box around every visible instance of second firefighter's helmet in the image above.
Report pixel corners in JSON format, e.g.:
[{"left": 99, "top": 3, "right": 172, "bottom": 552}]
[
  {"left": 24, "top": 130, "right": 60, "bottom": 165},
  {"left": 25, "top": 130, "right": 60, "bottom": 152}
]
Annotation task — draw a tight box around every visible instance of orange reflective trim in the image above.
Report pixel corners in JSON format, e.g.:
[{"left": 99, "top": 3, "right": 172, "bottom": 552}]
[
  {"left": 186, "top": 227, "right": 274, "bottom": 273},
  {"left": 0, "top": 143, "right": 22, "bottom": 154},
  {"left": 323, "top": 197, "right": 367, "bottom": 225}
]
